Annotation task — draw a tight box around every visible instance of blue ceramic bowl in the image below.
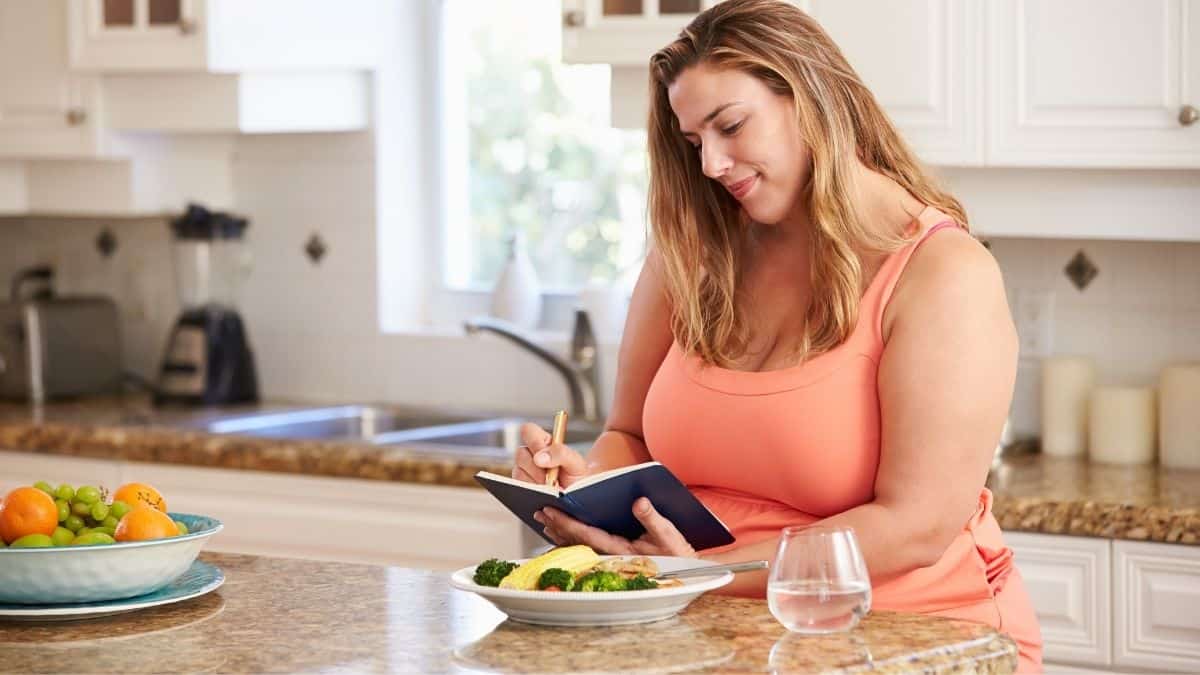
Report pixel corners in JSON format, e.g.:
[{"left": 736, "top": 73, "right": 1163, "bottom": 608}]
[{"left": 0, "top": 512, "right": 223, "bottom": 605}]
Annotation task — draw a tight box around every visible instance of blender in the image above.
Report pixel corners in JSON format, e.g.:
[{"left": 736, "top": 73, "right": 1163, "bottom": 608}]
[{"left": 156, "top": 204, "right": 259, "bottom": 405}]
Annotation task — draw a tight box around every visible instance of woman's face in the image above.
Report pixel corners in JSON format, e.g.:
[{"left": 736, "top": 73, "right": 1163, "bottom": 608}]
[{"left": 668, "top": 63, "right": 811, "bottom": 227}]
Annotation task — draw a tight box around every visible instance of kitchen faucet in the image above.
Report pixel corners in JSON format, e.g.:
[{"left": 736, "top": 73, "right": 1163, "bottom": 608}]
[{"left": 463, "top": 310, "right": 604, "bottom": 424}]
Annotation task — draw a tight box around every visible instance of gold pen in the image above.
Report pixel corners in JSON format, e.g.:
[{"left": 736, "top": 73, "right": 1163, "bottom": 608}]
[{"left": 546, "top": 409, "right": 568, "bottom": 488}]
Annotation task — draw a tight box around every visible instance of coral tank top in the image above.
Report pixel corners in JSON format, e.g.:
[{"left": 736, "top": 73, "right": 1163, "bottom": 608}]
[{"left": 642, "top": 209, "right": 1017, "bottom": 617}]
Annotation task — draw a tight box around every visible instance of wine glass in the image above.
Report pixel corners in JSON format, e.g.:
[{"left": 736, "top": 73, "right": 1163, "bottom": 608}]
[{"left": 767, "top": 525, "right": 871, "bottom": 634}]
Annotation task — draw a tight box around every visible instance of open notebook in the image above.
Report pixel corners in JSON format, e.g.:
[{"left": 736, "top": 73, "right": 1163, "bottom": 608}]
[{"left": 475, "top": 461, "right": 735, "bottom": 551}]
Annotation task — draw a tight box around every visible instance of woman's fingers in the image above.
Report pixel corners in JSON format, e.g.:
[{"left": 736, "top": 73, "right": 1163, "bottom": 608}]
[
  {"left": 630, "top": 498, "right": 696, "bottom": 556},
  {"left": 538, "top": 508, "right": 634, "bottom": 554},
  {"left": 511, "top": 445, "right": 544, "bottom": 483},
  {"left": 519, "top": 422, "right": 552, "bottom": 450},
  {"left": 531, "top": 444, "right": 589, "bottom": 481}
]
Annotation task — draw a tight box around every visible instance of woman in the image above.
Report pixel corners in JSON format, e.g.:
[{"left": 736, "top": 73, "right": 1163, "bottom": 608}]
[{"left": 514, "top": 0, "right": 1042, "bottom": 670}]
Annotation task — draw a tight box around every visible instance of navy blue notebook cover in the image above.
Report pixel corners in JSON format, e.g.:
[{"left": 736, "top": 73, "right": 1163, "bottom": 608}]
[{"left": 474, "top": 462, "right": 735, "bottom": 551}]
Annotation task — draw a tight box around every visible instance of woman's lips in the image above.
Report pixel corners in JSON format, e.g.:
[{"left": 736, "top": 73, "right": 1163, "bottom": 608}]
[{"left": 727, "top": 175, "right": 758, "bottom": 200}]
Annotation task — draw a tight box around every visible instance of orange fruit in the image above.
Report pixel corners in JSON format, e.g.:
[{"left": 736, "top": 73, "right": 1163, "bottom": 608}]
[
  {"left": 114, "top": 507, "right": 181, "bottom": 542},
  {"left": 112, "top": 482, "right": 167, "bottom": 513},
  {"left": 0, "top": 486, "right": 59, "bottom": 544}
]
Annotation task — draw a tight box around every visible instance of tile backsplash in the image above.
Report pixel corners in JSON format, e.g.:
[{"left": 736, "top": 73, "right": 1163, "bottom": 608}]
[{"left": 1, "top": 206, "right": 1197, "bottom": 439}]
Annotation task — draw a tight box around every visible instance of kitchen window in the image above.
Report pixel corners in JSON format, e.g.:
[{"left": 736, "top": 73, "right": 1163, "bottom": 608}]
[{"left": 435, "top": 0, "right": 648, "bottom": 296}]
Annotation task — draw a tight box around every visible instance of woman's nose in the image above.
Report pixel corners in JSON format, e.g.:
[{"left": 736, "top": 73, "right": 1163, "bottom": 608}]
[{"left": 700, "top": 144, "right": 732, "bottom": 179}]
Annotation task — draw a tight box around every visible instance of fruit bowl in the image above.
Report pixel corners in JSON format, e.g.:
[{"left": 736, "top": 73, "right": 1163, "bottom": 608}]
[{"left": 0, "top": 513, "right": 222, "bottom": 605}]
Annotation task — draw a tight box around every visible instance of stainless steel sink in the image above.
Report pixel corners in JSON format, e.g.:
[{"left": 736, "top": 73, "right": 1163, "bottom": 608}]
[
  {"left": 372, "top": 417, "right": 601, "bottom": 456},
  {"left": 195, "top": 405, "right": 475, "bottom": 441},
  {"left": 194, "top": 406, "right": 603, "bottom": 460}
]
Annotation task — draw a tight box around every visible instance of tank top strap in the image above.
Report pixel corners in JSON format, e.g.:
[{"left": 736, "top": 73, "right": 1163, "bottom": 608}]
[{"left": 861, "top": 218, "right": 965, "bottom": 348}]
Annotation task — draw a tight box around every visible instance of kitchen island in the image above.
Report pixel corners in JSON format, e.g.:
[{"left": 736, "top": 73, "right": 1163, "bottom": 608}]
[{"left": 0, "top": 552, "right": 1017, "bottom": 673}]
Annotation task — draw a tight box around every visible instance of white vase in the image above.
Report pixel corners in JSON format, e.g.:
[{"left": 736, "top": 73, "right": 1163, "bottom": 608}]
[{"left": 490, "top": 232, "right": 541, "bottom": 330}]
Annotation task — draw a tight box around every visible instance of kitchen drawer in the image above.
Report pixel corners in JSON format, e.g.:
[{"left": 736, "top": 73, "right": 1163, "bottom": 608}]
[
  {"left": 1113, "top": 540, "right": 1200, "bottom": 672},
  {"left": 1007, "top": 532, "right": 1112, "bottom": 667},
  {"left": 124, "top": 461, "right": 525, "bottom": 570}
]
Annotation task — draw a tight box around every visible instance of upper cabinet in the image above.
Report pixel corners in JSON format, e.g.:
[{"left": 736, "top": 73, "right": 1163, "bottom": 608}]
[
  {"left": 564, "top": 0, "right": 1200, "bottom": 169},
  {"left": 67, "top": 0, "right": 381, "bottom": 72},
  {"left": 805, "top": 0, "right": 983, "bottom": 166},
  {"left": 0, "top": 0, "right": 103, "bottom": 158},
  {"left": 987, "top": 0, "right": 1200, "bottom": 168}
]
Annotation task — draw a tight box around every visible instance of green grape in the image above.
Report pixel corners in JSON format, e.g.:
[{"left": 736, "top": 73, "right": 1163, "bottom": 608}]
[
  {"left": 51, "top": 527, "right": 75, "bottom": 546},
  {"left": 55, "top": 484, "right": 74, "bottom": 501},
  {"left": 64, "top": 515, "right": 85, "bottom": 532},
  {"left": 174, "top": 521, "right": 189, "bottom": 535},
  {"left": 10, "top": 534, "right": 53, "bottom": 548},
  {"left": 76, "top": 527, "right": 92, "bottom": 536},
  {"left": 71, "top": 500, "right": 91, "bottom": 517},
  {"left": 70, "top": 532, "right": 115, "bottom": 546},
  {"left": 101, "top": 515, "right": 119, "bottom": 529},
  {"left": 90, "top": 502, "right": 109, "bottom": 522},
  {"left": 92, "top": 526, "right": 116, "bottom": 537},
  {"left": 75, "top": 485, "right": 101, "bottom": 505},
  {"left": 109, "top": 500, "right": 132, "bottom": 520},
  {"left": 55, "top": 499, "right": 70, "bottom": 522},
  {"left": 33, "top": 480, "right": 55, "bottom": 496}
]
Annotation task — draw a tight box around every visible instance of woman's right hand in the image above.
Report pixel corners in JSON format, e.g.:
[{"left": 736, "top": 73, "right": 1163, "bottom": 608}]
[{"left": 512, "top": 422, "right": 590, "bottom": 488}]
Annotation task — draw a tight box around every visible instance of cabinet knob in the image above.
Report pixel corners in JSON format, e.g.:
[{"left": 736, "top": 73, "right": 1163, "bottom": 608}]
[
  {"left": 563, "top": 10, "right": 584, "bottom": 28},
  {"left": 65, "top": 108, "right": 87, "bottom": 126},
  {"left": 1181, "top": 105, "right": 1199, "bottom": 127},
  {"left": 179, "top": 18, "right": 197, "bottom": 35}
]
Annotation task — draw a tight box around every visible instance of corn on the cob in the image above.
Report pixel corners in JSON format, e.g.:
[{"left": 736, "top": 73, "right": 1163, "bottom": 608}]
[{"left": 498, "top": 545, "right": 601, "bottom": 590}]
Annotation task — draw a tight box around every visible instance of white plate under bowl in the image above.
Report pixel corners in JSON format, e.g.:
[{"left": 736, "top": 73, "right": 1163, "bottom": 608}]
[
  {"left": 0, "top": 513, "right": 222, "bottom": 605},
  {"left": 450, "top": 555, "right": 733, "bottom": 626}
]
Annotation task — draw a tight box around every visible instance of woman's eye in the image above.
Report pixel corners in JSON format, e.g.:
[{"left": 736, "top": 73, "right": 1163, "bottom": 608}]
[{"left": 721, "top": 121, "right": 744, "bottom": 135}]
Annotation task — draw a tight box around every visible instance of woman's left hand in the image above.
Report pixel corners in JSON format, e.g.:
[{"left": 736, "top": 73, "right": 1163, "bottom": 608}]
[{"left": 533, "top": 497, "right": 697, "bottom": 558}]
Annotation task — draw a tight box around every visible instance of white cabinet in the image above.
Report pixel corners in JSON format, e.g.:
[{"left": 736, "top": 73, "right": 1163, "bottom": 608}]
[
  {"left": 986, "top": 0, "right": 1200, "bottom": 168},
  {"left": 1113, "top": 540, "right": 1200, "bottom": 672},
  {"left": 807, "top": 0, "right": 984, "bottom": 166},
  {"left": 562, "top": 0, "right": 710, "bottom": 67},
  {"left": 1008, "top": 532, "right": 1113, "bottom": 667},
  {"left": 67, "top": 0, "right": 381, "bottom": 73},
  {"left": 0, "top": 450, "right": 526, "bottom": 570},
  {"left": 0, "top": 0, "right": 103, "bottom": 159}
]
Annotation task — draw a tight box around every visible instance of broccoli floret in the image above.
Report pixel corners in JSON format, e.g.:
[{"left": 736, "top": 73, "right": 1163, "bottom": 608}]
[
  {"left": 473, "top": 558, "right": 518, "bottom": 587},
  {"left": 623, "top": 574, "right": 659, "bottom": 591},
  {"left": 573, "top": 570, "right": 626, "bottom": 592},
  {"left": 536, "top": 568, "right": 574, "bottom": 591}
]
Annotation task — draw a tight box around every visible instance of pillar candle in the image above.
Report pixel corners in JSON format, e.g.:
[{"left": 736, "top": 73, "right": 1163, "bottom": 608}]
[
  {"left": 1041, "top": 356, "right": 1096, "bottom": 457},
  {"left": 1089, "top": 386, "right": 1156, "bottom": 465},
  {"left": 1160, "top": 364, "right": 1200, "bottom": 470}
]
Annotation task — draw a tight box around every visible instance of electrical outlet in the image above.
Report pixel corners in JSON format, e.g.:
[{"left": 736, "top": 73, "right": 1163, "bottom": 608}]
[{"left": 1015, "top": 290, "right": 1055, "bottom": 358}]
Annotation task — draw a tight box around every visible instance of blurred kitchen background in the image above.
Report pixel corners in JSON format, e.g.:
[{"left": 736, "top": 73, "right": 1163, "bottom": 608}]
[{"left": 1, "top": 0, "right": 1197, "bottom": 437}]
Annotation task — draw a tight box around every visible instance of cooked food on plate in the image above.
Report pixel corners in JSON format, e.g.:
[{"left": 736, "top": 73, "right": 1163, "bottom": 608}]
[{"left": 472, "top": 545, "right": 684, "bottom": 592}]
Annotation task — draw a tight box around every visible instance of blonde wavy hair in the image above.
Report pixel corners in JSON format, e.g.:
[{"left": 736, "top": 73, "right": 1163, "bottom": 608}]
[{"left": 647, "top": 0, "right": 968, "bottom": 367}]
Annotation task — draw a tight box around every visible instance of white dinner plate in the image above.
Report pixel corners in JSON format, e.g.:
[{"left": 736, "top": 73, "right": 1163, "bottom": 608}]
[{"left": 450, "top": 555, "right": 734, "bottom": 626}]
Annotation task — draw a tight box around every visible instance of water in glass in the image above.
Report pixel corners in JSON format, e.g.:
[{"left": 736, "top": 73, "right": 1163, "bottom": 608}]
[{"left": 768, "top": 525, "right": 871, "bottom": 634}]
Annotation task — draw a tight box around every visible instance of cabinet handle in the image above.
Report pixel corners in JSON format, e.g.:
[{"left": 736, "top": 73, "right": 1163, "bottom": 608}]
[
  {"left": 65, "top": 108, "right": 87, "bottom": 126},
  {"left": 1181, "top": 105, "right": 1199, "bottom": 127},
  {"left": 179, "top": 18, "right": 197, "bottom": 35},
  {"left": 563, "top": 10, "right": 584, "bottom": 27}
]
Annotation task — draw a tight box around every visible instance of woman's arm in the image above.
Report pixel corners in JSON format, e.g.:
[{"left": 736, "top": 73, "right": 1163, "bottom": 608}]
[
  {"left": 516, "top": 250, "right": 673, "bottom": 483},
  {"left": 708, "top": 230, "right": 1017, "bottom": 594}
]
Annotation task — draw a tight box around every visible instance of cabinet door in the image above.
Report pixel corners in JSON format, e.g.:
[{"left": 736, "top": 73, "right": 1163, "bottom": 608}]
[
  {"left": 1007, "top": 532, "right": 1113, "bottom": 667},
  {"left": 0, "top": 451, "right": 122, "bottom": 498},
  {"left": 987, "top": 0, "right": 1200, "bottom": 168},
  {"left": 125, "top": 461, "right": 525, "bottom": 570},
  {"left": 805, "top": 0, "right": 984, "bottom": 166},
  {"left": 562, "top": 0, "right": 709, "bottom": 65},
  {"left": 0, "top": 0, "right": 101, "bottom": 158},
  {"left": 67, "top": 0, "right": 207, "bottom": 71},
  {"left": 1113, "top": 540, "right": 1200, "bottom": 672}
]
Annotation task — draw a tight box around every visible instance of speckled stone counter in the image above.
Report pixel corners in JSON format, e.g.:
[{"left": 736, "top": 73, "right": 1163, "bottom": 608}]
[
  {"left": 0, "top": 552, "right": 1016, "bottom": 674},
  {"left": 0, "top": 396, "right": 510, "bottom": 487},
  {"left": 987, "top": 452, "right": 1200, "bottom": 544},
  {"left": 2, "top": 396, "right": 1197, "bottom": 546}
]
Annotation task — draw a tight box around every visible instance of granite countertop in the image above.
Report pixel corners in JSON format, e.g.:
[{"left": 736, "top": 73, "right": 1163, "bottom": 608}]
[
  {"left": 0, "top": 552, "right": 1017, "bottom": 674},
  {"left": 1, "top": 396, "right": 1197, "bottom": 545}
]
